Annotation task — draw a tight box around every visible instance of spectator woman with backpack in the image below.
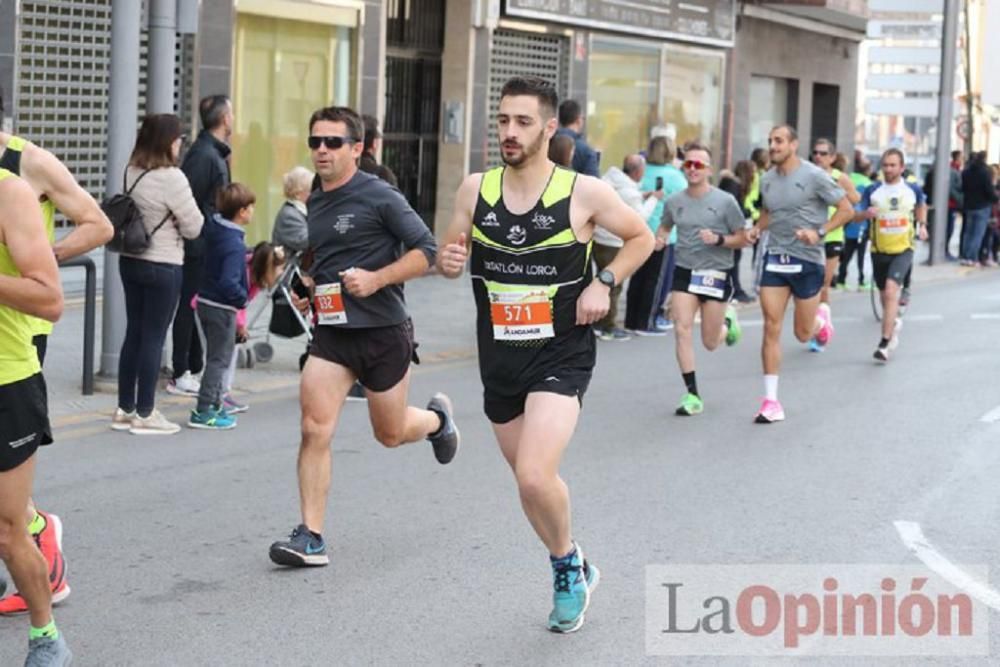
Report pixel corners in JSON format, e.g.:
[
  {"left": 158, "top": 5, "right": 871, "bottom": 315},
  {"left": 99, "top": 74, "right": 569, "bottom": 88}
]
[{"left": 111, "top": 114, "right": 203, "bottom": 435}]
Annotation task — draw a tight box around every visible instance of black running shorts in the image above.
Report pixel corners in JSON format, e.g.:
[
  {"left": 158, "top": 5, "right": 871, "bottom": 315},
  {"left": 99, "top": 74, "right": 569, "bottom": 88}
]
[
  {"left": 825, "top": 241, "right": 844, "bottom": 259},
  {"left": 0, "top": 373, "right": 53, "bottom": 472},
  {"left": 309, "top": 319, "right": 416, "bottom": 392},
  {"left": 484, "top": 367, "right": 592, "bottom": 425},
  {"left": 670, "top": 266, "right": 734, "bottom": 303},
  {"left": 871, "top": 250, "right": 913, "bottom": 291}
]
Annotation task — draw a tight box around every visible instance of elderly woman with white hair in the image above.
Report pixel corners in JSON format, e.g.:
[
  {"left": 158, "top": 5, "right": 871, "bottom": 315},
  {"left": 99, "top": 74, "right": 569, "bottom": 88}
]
[{"left": 271, "top": 166, "right": 313, "bottom": 252}]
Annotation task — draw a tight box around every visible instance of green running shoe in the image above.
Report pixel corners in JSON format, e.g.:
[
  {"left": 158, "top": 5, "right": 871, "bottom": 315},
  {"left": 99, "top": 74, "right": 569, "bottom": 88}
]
[
  {"left": 724, "top": 305, "right": 742, "bottom": 346},
  {"left": 675, "top": 392, "right": 704, "bottom": 416}
]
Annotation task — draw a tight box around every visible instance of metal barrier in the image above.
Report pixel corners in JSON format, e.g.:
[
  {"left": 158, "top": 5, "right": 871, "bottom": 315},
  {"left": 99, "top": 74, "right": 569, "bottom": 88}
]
[{"left": 59, "top": 256, "right": 97, "bottom": 395}]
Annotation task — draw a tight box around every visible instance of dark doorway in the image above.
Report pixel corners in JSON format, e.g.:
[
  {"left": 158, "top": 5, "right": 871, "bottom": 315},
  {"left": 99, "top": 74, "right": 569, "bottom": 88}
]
[
  {"left": 811, "top": 83, "right": 840, "bottom": 146},
  {"left": 384, "top": 0, "right": 445, "bottom": 228}
]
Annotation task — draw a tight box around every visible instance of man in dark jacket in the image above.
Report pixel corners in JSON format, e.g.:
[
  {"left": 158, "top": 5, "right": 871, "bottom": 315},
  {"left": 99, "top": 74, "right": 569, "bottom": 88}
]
[
  {"left": 172, "top": 95, "right": 233, "bottom": 396},
  {"left": 359, "top": 115, "right": 398, "bottom": 187},
  {"left": 960, "top": 152, "right": 999, "bottom": 265},
  {"left": 555, "top": 99, "right": 600, "bottom": 177}
]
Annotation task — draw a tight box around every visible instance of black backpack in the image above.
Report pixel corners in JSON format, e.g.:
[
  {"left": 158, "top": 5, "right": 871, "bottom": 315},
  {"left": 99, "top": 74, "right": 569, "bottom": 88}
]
[{"left": 103, "top": 169, "right": 172, "bottom": 254}]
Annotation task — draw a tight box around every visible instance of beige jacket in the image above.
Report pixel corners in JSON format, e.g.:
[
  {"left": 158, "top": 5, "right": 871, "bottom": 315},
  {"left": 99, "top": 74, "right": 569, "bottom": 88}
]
[{"left": 121, "top": 166, "right": 203, "bottom": 265}]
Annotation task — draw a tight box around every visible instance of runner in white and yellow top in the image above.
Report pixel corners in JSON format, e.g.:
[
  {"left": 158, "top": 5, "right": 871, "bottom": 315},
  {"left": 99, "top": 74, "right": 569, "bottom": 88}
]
[
  {"left": 854, "top": 148, "right": 928, "bottom": 362},
  {"left": 809, "top": 138, "right": 859, "bottom": 352}
]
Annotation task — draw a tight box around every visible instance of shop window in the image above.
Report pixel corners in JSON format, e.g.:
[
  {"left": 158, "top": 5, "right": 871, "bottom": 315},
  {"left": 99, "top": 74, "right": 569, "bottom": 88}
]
[
  {"left": 587, "top": 38, "right": 661, "bottom": 174},
  {"left": 749, "top": 75, "right": 798, "bottom": 153},
  {"left": 660, "top": 48, "right": 724, "bottom": 161},
  {"left": 231, "top": 13, "right": 356, "bottom": 243}
]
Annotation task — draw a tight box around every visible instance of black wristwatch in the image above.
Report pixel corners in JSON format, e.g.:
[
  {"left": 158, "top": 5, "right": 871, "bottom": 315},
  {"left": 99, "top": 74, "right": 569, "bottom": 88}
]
[
  {"left": 597, "top": 269, "right": 615, "bottom": 289},
  {"left": 714, "top": 233, "right": 725, "bottom": 247},
  {"left": 817, "top": 226, "right": 828, "bottom": 240}
]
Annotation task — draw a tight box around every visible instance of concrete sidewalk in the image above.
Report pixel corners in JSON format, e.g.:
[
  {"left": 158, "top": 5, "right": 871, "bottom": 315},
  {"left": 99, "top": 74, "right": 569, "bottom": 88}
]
[{"left": 43, "top": 246, "right": 984, "bottom": 429}]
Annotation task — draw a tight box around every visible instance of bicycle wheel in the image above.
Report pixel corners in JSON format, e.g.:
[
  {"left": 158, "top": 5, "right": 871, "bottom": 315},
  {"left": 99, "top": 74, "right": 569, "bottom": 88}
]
[{"left": 870, "top": 283, "right": 882, "bottom": 322}]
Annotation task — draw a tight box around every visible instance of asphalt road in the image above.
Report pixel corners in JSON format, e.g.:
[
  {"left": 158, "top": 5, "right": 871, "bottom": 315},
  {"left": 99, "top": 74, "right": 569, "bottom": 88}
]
[{"left": 2, "top": 272, "right": 999, "bottom": 666}]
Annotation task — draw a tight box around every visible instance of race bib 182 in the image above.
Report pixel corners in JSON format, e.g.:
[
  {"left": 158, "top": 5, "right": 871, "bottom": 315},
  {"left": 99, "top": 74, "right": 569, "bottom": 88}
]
[{"left": 315, "top": 283, "right": 347, "bottom": 326}]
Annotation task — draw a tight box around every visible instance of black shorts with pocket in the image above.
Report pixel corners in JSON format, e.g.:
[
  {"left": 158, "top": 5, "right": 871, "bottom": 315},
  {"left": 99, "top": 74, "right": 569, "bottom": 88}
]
[
  {"left": 825, "top": 241, "right": 845, "bottom": 259},
  {"left": 670, "top": 265, "right": 734, "bottom": 303},
  {"left": 0, "top": 373, "right": 53, "bottom": 472},
  {"left": 309, "top": 319, "right": 416, "bottom": 392}
]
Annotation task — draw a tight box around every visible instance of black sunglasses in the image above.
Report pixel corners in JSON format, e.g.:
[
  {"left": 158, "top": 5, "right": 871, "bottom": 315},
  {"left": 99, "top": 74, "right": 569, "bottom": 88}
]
[
  {"left": 308, "top": 135, "right": 355, "bottom": 150},
  {"left": 812, "top": 149, "right": 830, "bottom": 156}
]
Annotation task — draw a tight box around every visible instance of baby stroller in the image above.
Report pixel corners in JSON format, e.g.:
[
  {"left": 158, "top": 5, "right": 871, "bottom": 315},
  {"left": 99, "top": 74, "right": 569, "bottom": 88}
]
[{"left": 239, "top": 250, "right": 314, "bottom": 370}]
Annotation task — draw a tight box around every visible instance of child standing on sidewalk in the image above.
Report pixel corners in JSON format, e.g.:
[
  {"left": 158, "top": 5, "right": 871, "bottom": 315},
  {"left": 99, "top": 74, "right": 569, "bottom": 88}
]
[
  {"left": 189, "top": 183, "right": 255, "bottom": 429},
  {"left": 219, "top": 242, "right": 287, "bottom": 414}
]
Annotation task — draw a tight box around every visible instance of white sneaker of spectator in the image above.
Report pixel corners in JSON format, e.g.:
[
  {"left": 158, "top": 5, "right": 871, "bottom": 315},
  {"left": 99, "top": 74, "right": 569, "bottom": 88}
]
[{"left": 166, "top": 370, "right": 201, "bottom": 397}]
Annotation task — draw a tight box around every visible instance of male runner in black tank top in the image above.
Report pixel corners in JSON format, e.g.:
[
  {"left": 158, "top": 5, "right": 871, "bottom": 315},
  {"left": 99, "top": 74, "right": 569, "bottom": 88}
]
[{"left": 438, "top": 76, "right": 654, "bottom": 633}]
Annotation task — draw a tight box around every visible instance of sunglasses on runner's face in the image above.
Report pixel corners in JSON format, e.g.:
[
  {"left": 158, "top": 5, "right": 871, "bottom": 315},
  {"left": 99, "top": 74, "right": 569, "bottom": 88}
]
[
  {"left": 308, "top": 135, "right": 354, "bottom": 150},
  {"left": 812, "top": 149, "right": 830, "bottom": 157},
  {"left": 682, "top": 159, "right": 710, "bottom": 171}
]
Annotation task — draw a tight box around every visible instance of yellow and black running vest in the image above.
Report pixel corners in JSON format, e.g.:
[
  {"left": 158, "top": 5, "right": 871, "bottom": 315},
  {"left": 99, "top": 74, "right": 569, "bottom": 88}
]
[
  {"left": 0, "top": 168, "right": 43, "bottom": 386},
  {"left": 469, "top": 166, "right": 595, "bottom": 392},
  {"left": 0, "top": 136, "right": 56, "bottom": 338}
]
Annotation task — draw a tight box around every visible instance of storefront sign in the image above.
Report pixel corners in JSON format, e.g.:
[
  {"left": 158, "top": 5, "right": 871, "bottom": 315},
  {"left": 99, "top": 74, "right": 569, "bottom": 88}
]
[{"left": 504, "top": 0, "right": 736, "bottom": 47}]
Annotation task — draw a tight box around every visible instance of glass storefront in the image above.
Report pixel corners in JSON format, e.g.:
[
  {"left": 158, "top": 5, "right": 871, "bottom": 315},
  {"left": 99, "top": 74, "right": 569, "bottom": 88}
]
[
  {"left": 587, "top": 38, "right": 660, "bottom": 174},
  {"left": 749, "top": 75, "right": 791, "bottom": 151},
  {"left": 588, "top": 38, "right": 724, "bottom": 173},
  {"left": 231, "top": 9, "right": 357, "bottom": 243},
  {"left": 661, "top": 47, "right": 724, "bottom": 161}
]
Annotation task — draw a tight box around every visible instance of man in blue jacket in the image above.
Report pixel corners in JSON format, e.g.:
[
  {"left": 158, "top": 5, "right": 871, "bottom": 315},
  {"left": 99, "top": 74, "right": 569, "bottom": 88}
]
[{"left": 555, "top": 99, "right": 599, "bottom": 177}]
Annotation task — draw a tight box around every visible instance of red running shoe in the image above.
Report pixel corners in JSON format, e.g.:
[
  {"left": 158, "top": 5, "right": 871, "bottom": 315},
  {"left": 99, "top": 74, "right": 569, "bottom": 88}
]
[
  {"left": 0, "top": 511, "right": 71, "bottom": 615},
  {"left": 0, "top": 580, "right": 70, "bottom": 615},
  {"left": 36, "top": 511, "right": 68, "bottom": 593}
]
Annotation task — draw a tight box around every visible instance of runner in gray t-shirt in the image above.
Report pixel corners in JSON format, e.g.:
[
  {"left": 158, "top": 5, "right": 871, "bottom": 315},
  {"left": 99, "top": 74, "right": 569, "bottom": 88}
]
[
  {"left": 759, "top": 159, "right": 844, "bottom": 266},
  {"left": 663, "top": 186, "right": 746, "bottom": 271},
  {"left": 745, "top": 125, "right": 853, "bottom": 425},
  {"left": 656, "top": 144, "right": 748, "bottom": 417}
]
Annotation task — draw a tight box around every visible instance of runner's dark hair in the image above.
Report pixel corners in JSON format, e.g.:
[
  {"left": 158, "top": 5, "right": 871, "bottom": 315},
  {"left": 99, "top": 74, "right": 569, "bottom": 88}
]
[
  {"left": 501, "top": 76, "right": 559, "bottom": 119},
  {"left": 308, "top": 106, "right": 364, "bottom": 143}
]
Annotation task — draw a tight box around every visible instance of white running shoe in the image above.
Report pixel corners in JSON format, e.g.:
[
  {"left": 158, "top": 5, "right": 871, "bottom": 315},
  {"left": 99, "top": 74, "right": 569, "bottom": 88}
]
[
  {"left": 166, "top": 371, "right": 200, "bottom": 397},
  {"left": 110, "top": 407, "right": 136, "bottom": 431},
  {"left": 129, "top": 409, "right": 181, "bottom": 435}
]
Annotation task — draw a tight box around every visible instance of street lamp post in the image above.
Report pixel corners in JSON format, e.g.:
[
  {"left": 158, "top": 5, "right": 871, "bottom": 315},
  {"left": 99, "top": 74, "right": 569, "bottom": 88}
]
[{"left": 930, "top": 0, "right": 961, "bottom": 265}]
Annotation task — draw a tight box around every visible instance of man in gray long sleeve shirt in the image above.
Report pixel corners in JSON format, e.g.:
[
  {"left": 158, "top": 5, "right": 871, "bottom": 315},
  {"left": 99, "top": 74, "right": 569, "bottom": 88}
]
[{"left": 268, "top": 106, "right": 461, "bottom": 569}]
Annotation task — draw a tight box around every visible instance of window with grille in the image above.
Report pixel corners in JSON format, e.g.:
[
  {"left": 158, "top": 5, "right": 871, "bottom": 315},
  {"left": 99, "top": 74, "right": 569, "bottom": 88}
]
[
  {"left": 487, "top": 30, "right": 570, "bottom": 168},
  {"left": 14, "top": 0, "right": 195, "bottom": 225}
]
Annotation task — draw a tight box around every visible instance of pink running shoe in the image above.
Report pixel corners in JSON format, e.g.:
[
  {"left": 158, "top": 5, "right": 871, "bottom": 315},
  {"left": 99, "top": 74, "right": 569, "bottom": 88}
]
[
  {"left": 754, "top": 399, "right": 786, "bottom": 424},
  {"left": 815, "top": 303, "right": 834, "bottom": 346}
]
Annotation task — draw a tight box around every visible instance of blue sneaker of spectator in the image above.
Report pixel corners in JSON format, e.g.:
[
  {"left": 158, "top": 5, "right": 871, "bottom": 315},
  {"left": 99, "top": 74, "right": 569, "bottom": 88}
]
[
  {"left": 654, "top": 315, "right": 673, "bottom": 331},
  {"left": 187, "top": 406, "right": 237, "bottom": 430},
  {"left": 547, "top": 542, "right": 600, "bottom": 633},
  {"left": 269, "top": 524, "right": 329, "bottom": 567}
]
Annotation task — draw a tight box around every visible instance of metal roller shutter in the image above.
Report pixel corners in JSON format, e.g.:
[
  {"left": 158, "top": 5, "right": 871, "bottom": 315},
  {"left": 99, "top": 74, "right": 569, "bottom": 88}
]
[
  {"left": 487, "top": 29, "right": 569, "bottom": 168},
  {"left": 14, "top": 0, "right": 195, "bottom": 214}
]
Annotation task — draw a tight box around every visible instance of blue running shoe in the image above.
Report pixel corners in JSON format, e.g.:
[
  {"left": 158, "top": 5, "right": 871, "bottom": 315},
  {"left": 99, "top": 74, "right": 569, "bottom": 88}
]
[
  {"left": 269, "top": 524, "right": 329, "bottom": 567},
  {"left": 807, "top": 338, "right": 824, "bottom": 353},
  {"left": 188, "top": 406, "right": 236, "bottom": 430},
  {"left": 547, "top": 543, "right": 600, "bottom": 633}
]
